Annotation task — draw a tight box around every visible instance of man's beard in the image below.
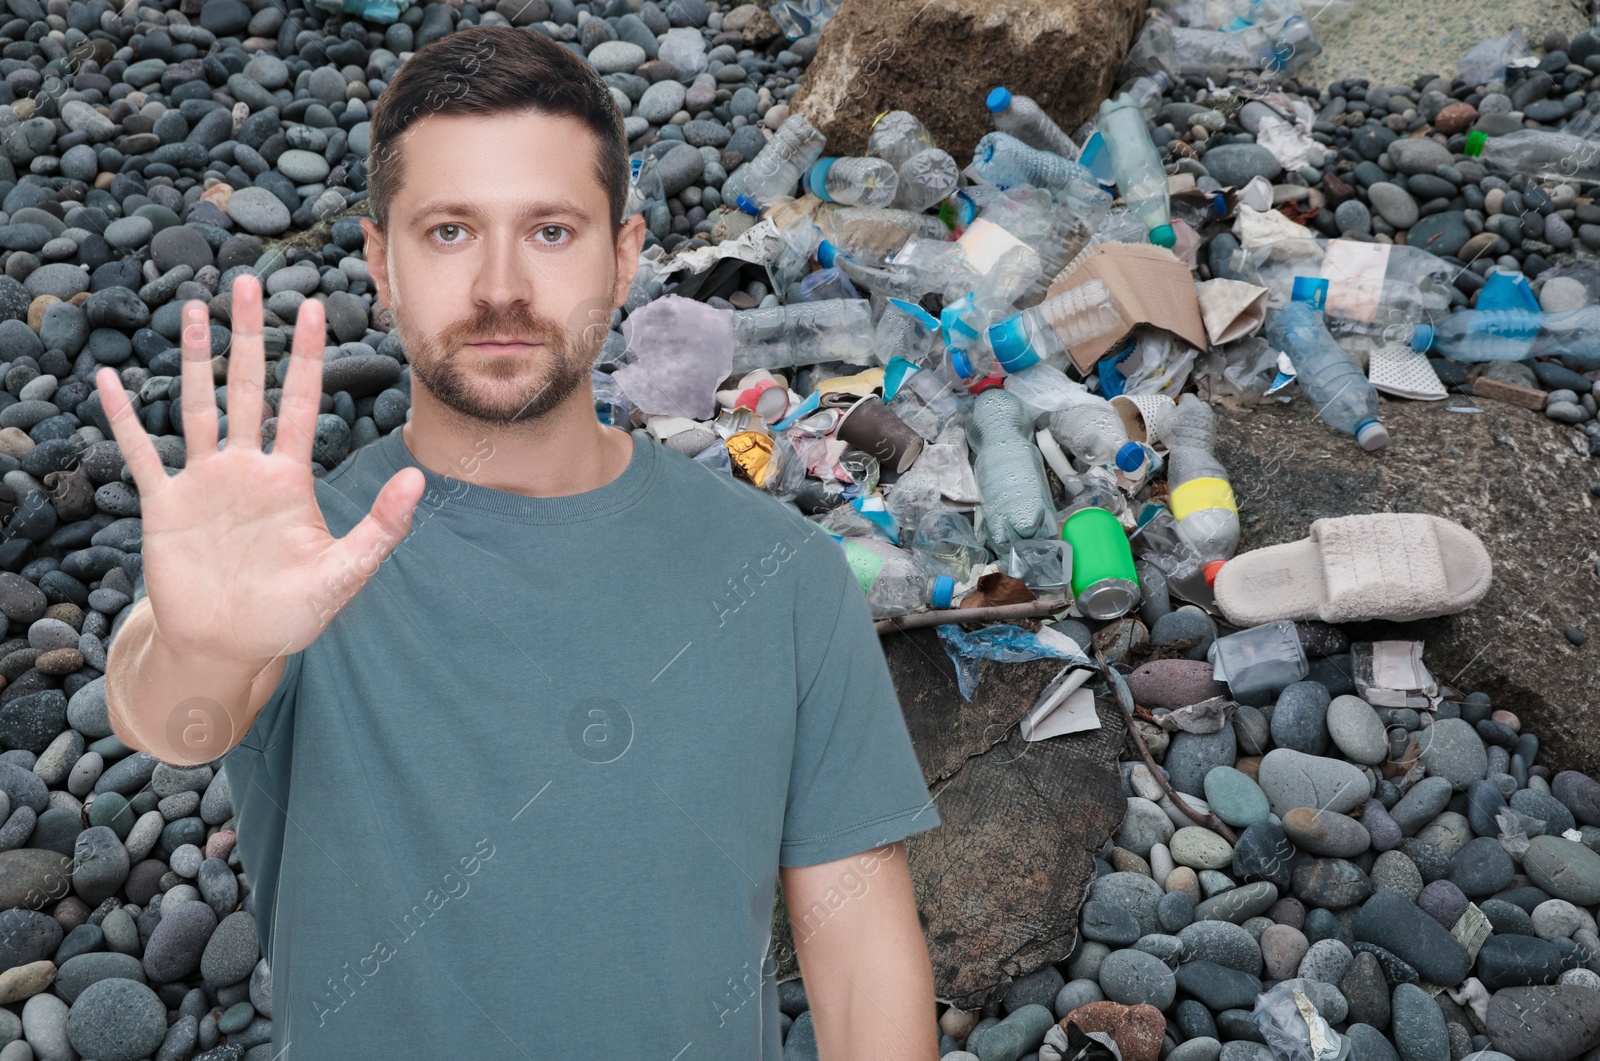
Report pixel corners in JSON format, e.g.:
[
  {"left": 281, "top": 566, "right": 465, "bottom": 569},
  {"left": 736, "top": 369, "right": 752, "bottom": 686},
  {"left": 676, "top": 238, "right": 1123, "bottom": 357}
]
[{"left": 390, "top": 270, "right": 610, "bottom": 427}]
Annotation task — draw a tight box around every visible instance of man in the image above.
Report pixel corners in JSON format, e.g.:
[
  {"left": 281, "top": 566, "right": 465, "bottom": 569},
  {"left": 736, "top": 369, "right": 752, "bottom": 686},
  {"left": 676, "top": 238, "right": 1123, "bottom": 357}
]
[{"left": 99, "top": 23, "right": 942, "bottom": 1061}]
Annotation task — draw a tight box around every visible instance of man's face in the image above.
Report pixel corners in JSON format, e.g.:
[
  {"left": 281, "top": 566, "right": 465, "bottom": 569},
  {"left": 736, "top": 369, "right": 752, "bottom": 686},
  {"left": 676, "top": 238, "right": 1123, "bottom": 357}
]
[{"left": 362, "top": 109, "right": 639, "bottom": 426}]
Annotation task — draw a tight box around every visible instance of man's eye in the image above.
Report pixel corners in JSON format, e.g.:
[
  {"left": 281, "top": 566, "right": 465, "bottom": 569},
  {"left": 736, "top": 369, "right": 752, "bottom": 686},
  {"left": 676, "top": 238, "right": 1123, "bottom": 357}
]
[
  {"left": 432, "top": 224, "right": 466, "bottom": 243},
  {"left": 536, "top": 225, "right": 570, "bottom": 244}
]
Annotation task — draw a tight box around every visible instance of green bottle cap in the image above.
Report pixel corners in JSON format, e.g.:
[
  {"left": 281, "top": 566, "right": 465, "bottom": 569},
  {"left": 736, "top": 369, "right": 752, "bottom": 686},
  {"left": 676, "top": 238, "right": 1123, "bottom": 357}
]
[
  {"left": 1149, "top": 223, "right": 1176, "bottom": 248},
  {"left": 1463, "top": 130, "right": 1487, "bottom": 157}
]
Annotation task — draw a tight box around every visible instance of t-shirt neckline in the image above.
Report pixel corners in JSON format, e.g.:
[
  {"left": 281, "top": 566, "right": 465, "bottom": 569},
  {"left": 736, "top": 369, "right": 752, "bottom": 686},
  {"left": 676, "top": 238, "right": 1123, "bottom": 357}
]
[{"left": 378, "top": 422, "right": 657, "bottom": 523}]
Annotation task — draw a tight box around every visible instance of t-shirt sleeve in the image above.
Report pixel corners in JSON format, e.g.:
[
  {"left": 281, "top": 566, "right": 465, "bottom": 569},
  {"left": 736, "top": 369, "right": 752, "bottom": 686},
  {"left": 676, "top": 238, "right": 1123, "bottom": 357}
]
[{"left": 779, "top": 547, "right": 941, "bottom": 868}]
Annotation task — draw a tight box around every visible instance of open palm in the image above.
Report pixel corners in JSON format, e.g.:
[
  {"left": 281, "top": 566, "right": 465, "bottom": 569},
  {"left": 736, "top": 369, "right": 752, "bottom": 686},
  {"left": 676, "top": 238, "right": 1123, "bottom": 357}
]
[{"left": 94, "top": 273, "right": 425, "bottom": 667}]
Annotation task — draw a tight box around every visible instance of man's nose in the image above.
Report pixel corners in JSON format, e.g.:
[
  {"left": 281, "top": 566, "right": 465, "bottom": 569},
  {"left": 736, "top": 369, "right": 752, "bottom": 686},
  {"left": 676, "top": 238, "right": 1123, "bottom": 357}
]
[{"left": 472, "top": 230, "right": 542, "bottom": 308}]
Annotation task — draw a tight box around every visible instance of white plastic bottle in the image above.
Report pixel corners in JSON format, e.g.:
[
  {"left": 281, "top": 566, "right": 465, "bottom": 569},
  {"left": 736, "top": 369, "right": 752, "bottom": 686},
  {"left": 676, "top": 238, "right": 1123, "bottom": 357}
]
[
  {"left": 1156, "top": 394, "right": 1240, "bottom": 564},
  {"left": 803, "top": 156, "right": 900, "bottom": 208},
  {"left": 836, "top": 536, "right": 956, "bottom": 618},
  {"left": 1097, "top": 92, "right": 1176, "bottom": 248}
]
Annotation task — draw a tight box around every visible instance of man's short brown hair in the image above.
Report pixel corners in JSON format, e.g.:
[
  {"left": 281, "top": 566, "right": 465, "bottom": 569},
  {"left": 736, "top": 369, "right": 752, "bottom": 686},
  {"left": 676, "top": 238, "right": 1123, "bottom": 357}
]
[{"left": 365, "top": 25, "right": 630, "bottom": 237}]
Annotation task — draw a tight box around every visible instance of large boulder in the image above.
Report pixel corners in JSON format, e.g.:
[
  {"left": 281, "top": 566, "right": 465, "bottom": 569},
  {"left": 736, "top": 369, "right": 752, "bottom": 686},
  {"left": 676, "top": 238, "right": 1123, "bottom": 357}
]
[
  {"left": 1213, "top": 396, "right": 1598, "bottom": 774},
  {"left": 788, "top": 0, "right": 1148, "bottom": 160}
]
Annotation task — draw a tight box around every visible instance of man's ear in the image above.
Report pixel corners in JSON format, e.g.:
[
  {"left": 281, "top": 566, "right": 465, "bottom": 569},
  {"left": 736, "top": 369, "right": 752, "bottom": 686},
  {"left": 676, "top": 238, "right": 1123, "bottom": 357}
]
[
  {"left": 610, "top": 213, "right": 647, "bottom": 308},
  {"left": 361, "top": 218, "right": 392, "bottom": 310}
]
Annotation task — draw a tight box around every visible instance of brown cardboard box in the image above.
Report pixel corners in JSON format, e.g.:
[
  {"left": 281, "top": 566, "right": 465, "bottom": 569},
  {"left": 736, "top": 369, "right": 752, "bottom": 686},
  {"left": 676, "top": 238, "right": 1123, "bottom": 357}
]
[{"left": 1045, "top": 242, "right": 1210, "bottom": 376}]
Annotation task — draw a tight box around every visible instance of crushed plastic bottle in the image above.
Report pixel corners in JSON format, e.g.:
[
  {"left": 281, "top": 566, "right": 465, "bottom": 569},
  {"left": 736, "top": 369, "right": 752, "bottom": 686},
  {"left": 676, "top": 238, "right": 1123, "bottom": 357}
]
[
  {"left": 971, "top": 132, "right": 1100, "bottom": 196},
  {"left": 1264, "top": 279, "right": 1391, "bottom": 450},
  {"left": 730, "top": 299, "right": 876, "bottom": 372},
  {"left": 1462, "top": 128, "right": 1600, "bottom": 185},
  {"left": 893, "top": 148, "right": 961, "bottom": 212},
  {"left": 986, "top": 279, "right": 1125, "bottom": 373},
  {"left": 966, "top": 388, "right": 1058, "bottom": 552},
  {"left": 836, "top": 536, "right": 956, "bottom": 618},
  {"left": 1168, "top": 13, "right": 1322, "bottom": 75},
  {"left": 1047, "top": 398, "right": 1130, "bottom": 467},
  {"left": 1156, "top": 394, "right": 1239, "bottom": 565},
  {"left": 803, "top": 156, "right": 900, "bottom": 207},
  {"left": 1410, "top": 306, "right": 1600, "bottom": 368},
  {"left": 985, "top": 87, "right": 1080, "bottom": 160},
  {"left": 724, "top": 113, "right": 827, "bottom": 213},
  {"left": 1097, "top": 92, "right": 1176, "bottom": 247},
  {"left": 868, "top": 110, "right": 939, "bottom": 167}
]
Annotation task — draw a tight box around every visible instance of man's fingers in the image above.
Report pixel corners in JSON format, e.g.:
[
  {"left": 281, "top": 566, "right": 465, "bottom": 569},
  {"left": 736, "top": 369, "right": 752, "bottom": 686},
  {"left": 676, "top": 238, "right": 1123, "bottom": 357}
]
[
  {"left": 274, "top": 298, "right": 327, "bottom": 467},
  {"left": 94, "top": 367, "right": 169, "bottom": 498},
  {"left": 325, "top": 468, "right": 425, "bottom": 595},
  {"left": 179, "top": 299, "right": 219, "bottom": 464},
  {"left": 226, "top": 272, "right": 267, "bottom": 452}
]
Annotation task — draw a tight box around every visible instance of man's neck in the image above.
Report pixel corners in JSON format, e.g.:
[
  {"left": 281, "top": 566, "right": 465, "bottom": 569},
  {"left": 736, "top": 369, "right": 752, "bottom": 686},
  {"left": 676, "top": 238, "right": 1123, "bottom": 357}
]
[{"left": 399, "top": 391, "right": 636, "bottom": 499}]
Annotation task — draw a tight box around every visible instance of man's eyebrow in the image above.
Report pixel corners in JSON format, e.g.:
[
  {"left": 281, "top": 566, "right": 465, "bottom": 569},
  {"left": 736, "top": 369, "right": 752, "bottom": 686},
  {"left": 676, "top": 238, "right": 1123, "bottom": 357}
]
[{"left": 408, "top": 199, "right": 596, "bottom": 225}]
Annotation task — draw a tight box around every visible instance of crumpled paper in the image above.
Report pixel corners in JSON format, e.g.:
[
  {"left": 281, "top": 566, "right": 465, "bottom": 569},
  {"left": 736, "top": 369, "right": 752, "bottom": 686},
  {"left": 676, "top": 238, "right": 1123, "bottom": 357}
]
[{"left": 613, "top": 295, "right": 733, "bottom": 420}]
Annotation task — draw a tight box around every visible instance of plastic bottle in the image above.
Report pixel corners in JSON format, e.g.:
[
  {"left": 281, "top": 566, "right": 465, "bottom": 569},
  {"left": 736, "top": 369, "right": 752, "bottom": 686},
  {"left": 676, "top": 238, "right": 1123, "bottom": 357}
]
[
  {"left": 868, "top": 110, "right": 938, "bottom": 167},
  {"left": 1169, "top": 14, "right": 1322, "bottom": 75},
  {"left": 1409, "top": 305, "right": 1600, "bottom": 365},
  {"left": 815, "top": 205, "right": 953, "bottom": 265},
  {"left": 971, "top": 132, "right": 1100, "bottom": 195},
  {"left": 1263, "top": 280, "right": 1391, "bottom": 450},
  {"left": 836, "top": 536, "right": 956, "bottom": 618},
  {"left": 1155, "top": 393, "right": 1239, "bottom": 565},
  {"left": 965, "top": 388, "right": 1057, "bottom": 552},
  {"left": 1462, "top": 128, "right": 1600, "bottom": 184},
  {"left": 985, "top": 87, "right": 1080, "bottom": 160},
  {"left": 986, "top": 279, "right": 1125, "bottom": 372},
  {"left": 893, "top": 148, "right": 960, "bottom": 213},
  {"left": 1122, "top": 71, "right": 1174, "bottom": 117},
  {"left": 1096, "top": 92, "right": 1175, "bottom": 248},
  {"left": 803, "top": 156, "right": 900, "bottom": 208},
  {"left": 730, "top": 299, "right": 876, "bottom": 372},
  {"left": 1046, "top": 399, "right": 1129, "bottom": 467},
  {"left": 725, "top": 114, "right": 827, "bottom": 214},
  {"left": 910, "top": 511, "right": 988, "bottom": 583}
]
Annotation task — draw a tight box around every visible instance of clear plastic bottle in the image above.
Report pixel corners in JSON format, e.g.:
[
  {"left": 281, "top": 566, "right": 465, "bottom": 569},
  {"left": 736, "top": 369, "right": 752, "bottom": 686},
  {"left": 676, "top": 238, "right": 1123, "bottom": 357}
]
[
  {"left": 985, "top": 87, "right": 1080, "bottom": 160},
  {"left": 836, "top": 536, "right": 956, "bottom": 618},
  {"left": 1097, "top": 92, "right": 1176, "bottom": 248},
  {"left": 1046, "top": 399, "right": 1128, "bottom": 467},
  {"left": 1264, "top": 284, "right": 1391, "bottom": 450},
  {"left": 1462, "top": 128, "right": 1600, "bottom": 184},
  {"left": 1155, "top": 393, "right": 1239, "bottom": 564},
  {"left": 803, "top": 156, "right": 900, "bottom": 207},
  {"left": 1170, "top": 14, "right": 1322, "bottom": 75},
  {"left": 1122, "top": 71, "right": 1175, "bottom": 117},
  {"left": 725, "top": 113, "right": 827, "bottom": 214},
  {"left": 730, "top": 299, "right": 876, "bottom": 372},
  {"left": 986, "top": 279, "right": 1125, "bottom": 372},
  {"left": 869, "top": 110, "right": 938, "bottom": 168},
  {"left": 911, "top": 511, "right": 988, "bottom": 583},
  {"left": 893, "top": 148, "right": 960, "bottom": 212},
  {"left": 816, "top": 205, "right": 953, "bottom": 265},
  {"left": 965, "top": 388, "right": 1058, "bottom": 552},
  {"left": 971, "top": 132, "right": 1100, "bottom": 195},
  {"left": 1410, "top": 306, "right": 1600, "bottom": 365}
]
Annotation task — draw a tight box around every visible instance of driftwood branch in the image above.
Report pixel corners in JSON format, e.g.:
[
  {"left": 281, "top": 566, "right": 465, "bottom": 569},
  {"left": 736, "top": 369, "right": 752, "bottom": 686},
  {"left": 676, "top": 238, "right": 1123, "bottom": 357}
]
[{"left": 873, "top": 599, "right": 1069, "bottom": 635}]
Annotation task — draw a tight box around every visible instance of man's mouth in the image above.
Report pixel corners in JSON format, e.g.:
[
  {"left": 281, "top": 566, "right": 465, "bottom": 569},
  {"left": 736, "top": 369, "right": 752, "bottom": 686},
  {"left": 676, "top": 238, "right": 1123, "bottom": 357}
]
[{"left": 464, "top": 337, "right": 545, "bottom": 355}]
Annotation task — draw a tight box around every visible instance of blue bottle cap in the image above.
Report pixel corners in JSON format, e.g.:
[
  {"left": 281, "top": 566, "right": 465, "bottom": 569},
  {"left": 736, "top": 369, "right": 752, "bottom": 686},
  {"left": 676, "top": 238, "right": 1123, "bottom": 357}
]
[
  {"left": 986, "top": 87, "right": 1012, "bottom": 113},
  {"left": 987, "top": 315, "right": 1039, "bottom": 373},
  {"left": 1291, "top": 276, "right": 1330, "bottom": 308},
  {"left": 735, "top": 193, "right": 760, "bottom": 216},
  {"left": 804, "top": 157, "right": 837, "bottom": 202},
  {"left": 931, "top": 576, "right": 955, "bottom": 609},
  {"left": 1149, "top": 223, "right": 1176, "bottom": 248},
  {"left": 1410, "top": 322, "right": 1434, "bottom": 351},
  {"left": 1210, "top": 193, "right": 1228, "bottom": 216},
  {"left": 1116, "top": 441, "right": 1146, "bottom": 472},
  {"left": 955, "top": 191, "right": 978, "bottom": 227},
  {"left": 817, "top": 239, "right": 838, "bottom": 268},
  {"left": 950, "top": 349, "right": 974, "bottom": 379}
]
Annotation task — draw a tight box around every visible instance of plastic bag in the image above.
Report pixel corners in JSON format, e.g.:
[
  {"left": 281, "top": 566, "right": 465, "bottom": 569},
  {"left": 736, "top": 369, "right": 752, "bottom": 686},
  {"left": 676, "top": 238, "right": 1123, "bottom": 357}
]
[
  {"left": 935, "top": 623, "right": 1088, "bottom": 701},
  {"left": 1252, "top": 982, "right": 1347, "bottom": 1061},
  {"left": 1458, "top": 26, "right": 1531, "bottom": 88}
]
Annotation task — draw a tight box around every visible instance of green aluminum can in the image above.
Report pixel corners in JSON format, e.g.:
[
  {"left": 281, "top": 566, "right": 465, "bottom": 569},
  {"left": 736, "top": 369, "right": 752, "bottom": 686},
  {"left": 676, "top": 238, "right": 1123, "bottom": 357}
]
[{"left": 1062, "top": 506, "right": 1141, "bottom": 620}]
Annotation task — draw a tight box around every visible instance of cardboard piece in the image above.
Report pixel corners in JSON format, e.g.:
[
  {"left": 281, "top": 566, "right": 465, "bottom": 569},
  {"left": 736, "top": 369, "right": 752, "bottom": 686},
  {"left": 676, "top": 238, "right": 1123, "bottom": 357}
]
[{"left": 1045, "top": 243, "right": 1210, "bottom": 375}]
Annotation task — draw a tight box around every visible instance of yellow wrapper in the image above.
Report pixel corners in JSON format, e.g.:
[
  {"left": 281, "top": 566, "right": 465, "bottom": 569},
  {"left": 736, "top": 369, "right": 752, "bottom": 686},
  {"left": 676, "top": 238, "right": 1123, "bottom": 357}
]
[{"left": 728, "top": 431, "right": 775, "bottom": 486}]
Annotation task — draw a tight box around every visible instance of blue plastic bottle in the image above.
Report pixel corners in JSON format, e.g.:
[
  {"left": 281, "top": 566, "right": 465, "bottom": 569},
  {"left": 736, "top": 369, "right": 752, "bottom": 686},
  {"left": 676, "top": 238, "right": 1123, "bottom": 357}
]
[{"left": 1264, "top": 278, "right": 1391, "bottom": 451}]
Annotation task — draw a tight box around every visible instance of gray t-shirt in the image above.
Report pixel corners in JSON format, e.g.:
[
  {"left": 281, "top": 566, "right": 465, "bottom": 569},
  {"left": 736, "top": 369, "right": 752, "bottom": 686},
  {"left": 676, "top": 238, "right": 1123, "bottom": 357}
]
[{"left": 134, "top": 425, "right": 939, "bottom": 1058}]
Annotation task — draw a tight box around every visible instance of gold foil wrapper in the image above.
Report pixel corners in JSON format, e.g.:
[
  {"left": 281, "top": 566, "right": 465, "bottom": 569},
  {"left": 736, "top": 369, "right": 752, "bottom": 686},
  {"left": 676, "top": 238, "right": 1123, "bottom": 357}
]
[{"left": 728, "top": 431, "right": 775, "bottom": 486}]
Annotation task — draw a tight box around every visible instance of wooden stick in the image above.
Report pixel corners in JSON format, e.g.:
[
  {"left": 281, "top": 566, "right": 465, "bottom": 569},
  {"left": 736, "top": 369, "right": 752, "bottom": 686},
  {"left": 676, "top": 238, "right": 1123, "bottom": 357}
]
[{"left": 873, "top": 599, "right": 1069, "bottom": 635}]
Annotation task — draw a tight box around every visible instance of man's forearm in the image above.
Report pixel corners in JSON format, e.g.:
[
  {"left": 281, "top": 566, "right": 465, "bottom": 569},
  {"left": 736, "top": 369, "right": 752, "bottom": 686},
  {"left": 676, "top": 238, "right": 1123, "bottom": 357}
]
[
  {"left": 826, "top": 939, "right": 940, "bottom": 1061},
  {"left": 106, "top": 601, "right": 273, "bottom": 767}
]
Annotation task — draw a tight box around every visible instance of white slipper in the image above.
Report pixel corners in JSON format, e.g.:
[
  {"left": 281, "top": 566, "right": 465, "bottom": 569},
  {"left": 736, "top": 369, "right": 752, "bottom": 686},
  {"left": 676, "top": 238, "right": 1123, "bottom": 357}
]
[{"left": 1214, "top": 513, "right": 1493, "bottom": 626}]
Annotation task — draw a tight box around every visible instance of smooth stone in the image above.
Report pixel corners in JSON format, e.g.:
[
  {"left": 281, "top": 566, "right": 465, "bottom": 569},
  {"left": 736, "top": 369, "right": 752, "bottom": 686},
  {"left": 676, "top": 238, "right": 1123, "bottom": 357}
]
[
  {"left": 1194, "top": 882, "right": 1278, "bottom": 925},
  {"left": 1418, "top": 718, "right": 1489, "bottom": 791},
  {"left": 1260, "top": 925, "right": 1309, "bottom": 980},
  {"left": 1271, "top": 682, "right": 1332, "bottom": 756},
  {"left": 1299, "top": 939, "right": 1354, "bottom": 984},
  {"left": 1391, "top": 777, "right": 1455, "bottom": 835},
  {"left": 1098, "top": 949, "right": 1177, "bottom": 1010},
  {"left": 1341, "top": 950, "right": 1391, "bottom": 1029},
  {"left": 1175, "top": 961, "right": 1263, "bottom": 1012},
  {"left": 1477, "top": 935, "right": 1572, "bottom": 991},
  {"left": 1416, "top": 879, "right": 1469, "bottom": 928},
  {"left": 1388, "top": 137, "right": 1453, "bottom": 176},
  {"left": 1449, "top": 836, "right": 1516, "bottom": 897},
  {"left": 1090, "top": 874, "right": 1164, "bottom": 937},
  {"left": 1283, "top": 808, "right": 1371, "bottom": 858},
  {"left": 1293, "top": 858, "right": 1372, "bottom": 909},
  {"left": 1353, "top": 891, "right": 1471, "bottom": 987},
  {"left": 1485, "top": 985, "right": 1600, "bottom": 1060},
  {"left": 1118, "top": 797, "right": 1176, "bottom": 858},
  {"left": 1364, "top": 800, "right": 1405, "bottom": 851},
  {"left": 1257, "top": 750, "right": 1372, "bottom": 817},
  {"left": 1202, "top": 144, "right": 1282, "bottom": 186},
  {"left": 1082, "top": 900, "right": 1143, "bottom": 946},
  {"left": 1369, "top": 182, "right": 1421, "bottom": 228},
  {"left": 1392, "top": 982, "right": 1450, "bottom": 1061},
  {"left": 1371, "top": 849, "right": 1424, "bottom": 901},
  {"left": 1524, "top": 836, "right": 1600, "bottom": 905},
  {"left": 1328, "top": 696, "right": 1388, "bottom": 765},
  {"left": 1204, "top": 767, "right": 1271, "bottom": 829},
  {"left": 1167, "top": 728, "right": 1239, "bottom": 799},
  {"left": 1178, "top": 920, "right": 1263, "bottom": 975},
  {"left": 1233, "top": 821, "right": 1295, "bottom": 891},
  {"left": 1349, "top": 1024, "right": 1403, "bottom": 1061},
  {"left": 1170, "top": 827, "right": 1234, "bottom": 871}
]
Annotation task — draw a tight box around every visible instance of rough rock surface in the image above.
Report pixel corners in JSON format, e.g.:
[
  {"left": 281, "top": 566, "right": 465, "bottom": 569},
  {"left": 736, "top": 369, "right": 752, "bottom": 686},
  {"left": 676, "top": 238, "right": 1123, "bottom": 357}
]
[
  {"left": 1215, "top": 397, "right": 1598, "bottom": 774},
  {"left": 789, "top": 0, "right": 1147, "bottom": 158},
  {"left": 772, "top": 629, "right": 1126, "bottom": 1008}
]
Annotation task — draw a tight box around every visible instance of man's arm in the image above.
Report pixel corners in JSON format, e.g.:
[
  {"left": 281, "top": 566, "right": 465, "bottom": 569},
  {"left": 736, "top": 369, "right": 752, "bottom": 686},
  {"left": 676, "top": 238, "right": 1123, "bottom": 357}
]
[{"left": 780, "top": 841, "right": 939, "bottom": 1061}]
